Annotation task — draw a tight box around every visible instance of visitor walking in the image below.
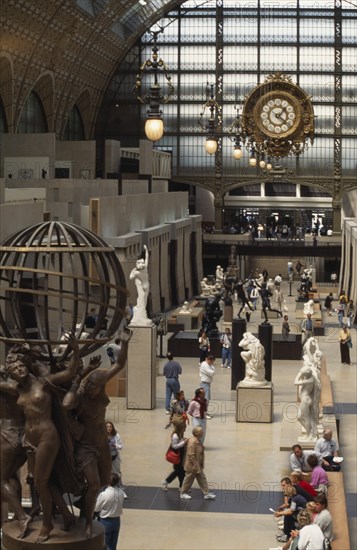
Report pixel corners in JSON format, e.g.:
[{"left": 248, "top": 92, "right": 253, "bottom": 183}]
[
  {"left": 163, "top": 352, "right": 182, "bottom": 414},
  {"left": 180, "top": 426, "right": 216, "bottom": 501}
]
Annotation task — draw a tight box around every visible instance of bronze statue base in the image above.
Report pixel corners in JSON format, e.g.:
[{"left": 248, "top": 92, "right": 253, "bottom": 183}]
[{"left": 2, "top": 518, "right": 105, "bottom": 549}]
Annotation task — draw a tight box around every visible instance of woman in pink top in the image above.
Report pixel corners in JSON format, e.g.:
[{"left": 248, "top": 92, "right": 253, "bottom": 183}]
[
  {"left": 187, "top": 388, "right": 207, "bottom": 443},
  {"left": 307, "top": 454, "right": 329, "bottom": 494}
]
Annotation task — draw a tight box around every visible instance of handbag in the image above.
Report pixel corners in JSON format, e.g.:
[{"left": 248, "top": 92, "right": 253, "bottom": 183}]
[
  {"left": 165, "top": 447, "right": 180, "bottom": 465},
  {"left": 347, "top": 339, "right": 352, "bottom": 349}
]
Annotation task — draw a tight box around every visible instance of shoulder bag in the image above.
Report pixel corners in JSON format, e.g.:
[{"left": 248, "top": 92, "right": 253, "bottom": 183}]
[{"left": 165, "top": 446, "right": 180, "bottom": 464}]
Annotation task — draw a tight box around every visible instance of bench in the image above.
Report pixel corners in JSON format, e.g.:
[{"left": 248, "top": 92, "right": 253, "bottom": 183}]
[
  {"left": 327, "top": 471, "right": 351, "bottom": 550},
  {"left": 320, "top": 362, "right": 334, "bottom": 414}
]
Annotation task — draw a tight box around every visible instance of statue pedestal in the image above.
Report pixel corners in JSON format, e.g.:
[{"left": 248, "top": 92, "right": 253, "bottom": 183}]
[
  {"left": 171, "top": 307, "right": 203, "bottom": 330},
  {"left": 236, "top": 382, "right": 273, "bottom": 423},
  {"left": 224, "top": 305, "right": 233, "bottom": 322},
  {"left": 127, "top": 323, "right": 157, "bottom": 409},
  {"left": 2, "top": 518, "right": 105, "bottom": 549}
]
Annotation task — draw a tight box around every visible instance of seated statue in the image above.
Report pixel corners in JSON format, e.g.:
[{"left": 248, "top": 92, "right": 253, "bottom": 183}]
[
  {"left": 303, "top": 299, "right": 314, "bottom": 316},
  {"left": 200, "top": 278, "right": 211, "bottom": 297},
  {"left": 200, "top": 277, "right": 219, "bottom": 297},
  {"left": 239, "top": 332, "right": 267, "bottom": 387}
]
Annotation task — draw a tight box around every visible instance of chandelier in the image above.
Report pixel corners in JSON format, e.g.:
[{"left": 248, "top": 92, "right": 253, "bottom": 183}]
[
  {"left": 198, "top": 84, "right": 221, "bottom": 155},
  {"left": 228, "top": 108, "right": 272, "bottom": 169},
  {"left": 133, "top": 31, "right": 174, "bottom": 142}
]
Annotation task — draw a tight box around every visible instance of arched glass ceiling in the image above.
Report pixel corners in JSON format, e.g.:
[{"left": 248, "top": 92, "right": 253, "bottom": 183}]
[{"left": 95, "top": 0, "right": 357, "bottom": 185}]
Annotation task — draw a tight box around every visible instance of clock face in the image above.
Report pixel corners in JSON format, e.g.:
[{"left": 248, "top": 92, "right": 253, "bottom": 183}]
[{"left": 255, "top": 93, "right": 300, "bottom": 138}]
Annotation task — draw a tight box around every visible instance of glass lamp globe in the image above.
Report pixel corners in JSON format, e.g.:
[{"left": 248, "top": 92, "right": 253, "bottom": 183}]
[
  {"left": 233, "top": 147, "right": 243, "bottom": 160},
  {"left": 259, "top": 159, "right": 266, "bottom": 168},
  {"left": 249, "top": 156, "right": 257, "bottom": 167},
  {"left": 145, "top": 118, "right": 164, "bottom": 141},
  {"left": 205, "top": 139, "right": 218, "bottom": 155}
]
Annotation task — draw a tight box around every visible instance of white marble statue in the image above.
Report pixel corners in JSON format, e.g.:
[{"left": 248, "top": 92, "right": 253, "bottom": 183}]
[
  {"left": 302, "top": 337, "right": 323, "bottom": 380},
  {"left": 239, "top": 332, "right": 267, "bottom": 387},
  {"left": 129, "top": 244, "right": 151, "bottom": 326},
  {"left": 200, "top": 278, "right": 211, "bottom": 297},
  {"left": 215, "top": 265, "right": 225, "bottom": 285},
  {"left": 303, "top": 299, "right": 314, "bottom": 316},
  {"left": 179, "top": 301, "right": 192, "bottom": 314},
  {"left": 200, "top": 278, "right": 220, "bottom": 297},
  {"left": 294, "top": 365, "right": 321, "bottom": 441}
]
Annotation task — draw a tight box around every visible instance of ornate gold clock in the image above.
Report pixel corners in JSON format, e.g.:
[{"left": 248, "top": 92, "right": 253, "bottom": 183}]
[{"left": 241, "top": 72, "right": 314, "bottom": 158}]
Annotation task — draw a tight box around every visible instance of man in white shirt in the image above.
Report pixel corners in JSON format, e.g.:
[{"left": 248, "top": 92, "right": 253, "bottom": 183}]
[
  {"left": 249, "top": 284, "right": 259, "bottom": 310},
  {"left": 290, "top": 444, "right": 322, "bottom": 472},
  {"left": 94, "top": 472, "right": 125, "bottom": 550},
  {"left": 314, "top": 428, "right": 340, "bottom": 471},
  {"left": 199, "top": 355, "right": 215, "bottom": 418}
]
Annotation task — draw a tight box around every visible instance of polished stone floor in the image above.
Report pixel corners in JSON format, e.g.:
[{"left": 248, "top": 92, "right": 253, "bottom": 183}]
[{"left": 106, "top": 282, "right": 357, "bottom": 550}]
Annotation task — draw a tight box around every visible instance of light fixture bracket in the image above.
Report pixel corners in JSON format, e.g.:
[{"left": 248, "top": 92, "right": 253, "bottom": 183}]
[{"left": 133, "top": 31, "right": 174, "bottom": 141}]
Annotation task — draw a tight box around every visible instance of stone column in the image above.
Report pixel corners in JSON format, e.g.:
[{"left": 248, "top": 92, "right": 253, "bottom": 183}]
[
  {"left": 127, "top": 324, "right": 157, "bottom": 409},
  {"left": 332, "top": 199, "right": 341, "bottom": 233},
  {"left": 190, "top": 215, "right": 203, "bottom": 295},
  {"left": 166, "top": 218, "right": 192, "bottom": 305},
  {"left": 214, "top": 196, "right": 223, "bottom": 231},
  {"left": 231, "top": 318, "right": 246, "bottom": 390}
]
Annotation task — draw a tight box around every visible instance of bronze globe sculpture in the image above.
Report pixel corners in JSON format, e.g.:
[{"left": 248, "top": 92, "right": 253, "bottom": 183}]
[{"left": 0, "top": 221, "right": 128, "bottom": 364}]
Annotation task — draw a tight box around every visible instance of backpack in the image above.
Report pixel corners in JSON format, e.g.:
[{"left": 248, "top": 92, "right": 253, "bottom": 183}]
[{"left": 323, "top": 537, "right": 332, "bottom": 550}]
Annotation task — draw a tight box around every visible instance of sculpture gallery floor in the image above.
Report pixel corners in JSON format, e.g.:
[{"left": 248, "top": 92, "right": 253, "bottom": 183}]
[{"left": 106, "top": 282, "right": 356, "bottom": 550}]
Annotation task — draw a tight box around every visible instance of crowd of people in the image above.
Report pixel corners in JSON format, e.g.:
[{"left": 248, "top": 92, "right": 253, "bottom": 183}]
[
  {"left": 161, "top": 349, "right": 217, "bottom": 499},
  {"left": 221, "top": 221, "right": 308, "bottom": 241},
  {"left": 218, "top": 268, "right": 286, "bottom": 324},
  {"left": 162, "top": 388, "right": 216, "bottom": 500},
  {"left": 100, "top": 263, "right": 353, "bottom": 548},
  {"left": 270, "top": 432, "right": 340, "bottom": 549}
]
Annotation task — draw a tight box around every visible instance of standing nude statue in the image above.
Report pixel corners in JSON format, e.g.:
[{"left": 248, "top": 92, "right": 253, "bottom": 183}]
[
  {"left": 63, "top": 329, "right": 132, "bottom": 538},
  {"left": 129, "top": 244, "right": 151, "bottom": 325},
  {"left": 294, "top": 365, "right": 320, "bottom": 441},
  {"left": 0, "top": 336, "right": 79, "bottom": 542},
  {"left": 0, "top": 367, "right": 31, "bottom": 538}
]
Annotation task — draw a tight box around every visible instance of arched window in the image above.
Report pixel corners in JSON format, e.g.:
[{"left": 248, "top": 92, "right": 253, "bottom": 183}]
[
  {"left": 63, "top": 105, "right": 85, "bottom": 141},
  {"left": 0, "top": 98, "right": 8, "bottom": 134},
  {"left": 18, "top": 91, "right": 48, "bottom": 133}
]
